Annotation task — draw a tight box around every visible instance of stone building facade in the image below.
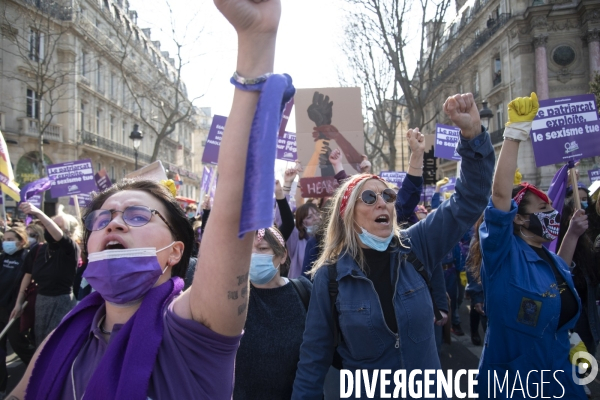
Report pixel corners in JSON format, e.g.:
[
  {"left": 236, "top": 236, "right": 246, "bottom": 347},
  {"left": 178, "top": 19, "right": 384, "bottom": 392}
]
[
  {"left": 0, "top": 0, "right": 202, "bottom": 216},
  {"left": 422, "top": 0, "right": 600, "bottom": 187}
]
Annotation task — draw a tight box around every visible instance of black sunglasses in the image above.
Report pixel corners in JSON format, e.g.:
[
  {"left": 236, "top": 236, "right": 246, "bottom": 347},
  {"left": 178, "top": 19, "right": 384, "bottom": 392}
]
[
  {"left": 359, "top": 188, "right": 397, "bottom": 205},
  {"left": 84, "top": 205, "right": 174, "bottom": 233}
]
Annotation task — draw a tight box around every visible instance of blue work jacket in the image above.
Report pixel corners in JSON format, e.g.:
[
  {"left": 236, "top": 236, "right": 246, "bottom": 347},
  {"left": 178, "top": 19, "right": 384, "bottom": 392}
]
[
  {"left": 477, "top": 199, "right": 586, "bottom": 399},
  {"left": 292, "top": 128, "right": 495, "bottom": 399}
]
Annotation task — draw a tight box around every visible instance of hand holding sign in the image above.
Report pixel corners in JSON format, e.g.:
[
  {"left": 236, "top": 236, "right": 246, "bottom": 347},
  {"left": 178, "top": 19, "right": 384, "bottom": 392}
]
[
  {"left": 504, "top": 92, "right": 539, "bottom": 142},
  {"left": 443, "top": 93, "right": 481, "bottom": 139}
]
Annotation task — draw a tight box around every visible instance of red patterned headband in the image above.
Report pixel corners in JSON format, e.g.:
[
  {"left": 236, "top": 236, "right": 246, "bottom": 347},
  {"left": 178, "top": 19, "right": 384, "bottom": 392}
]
[
  {"left": 513, "top": 182, "right": 549, "bottom": 205},
  {"left": 257, "top": 227, "right": 285, "bottom": 247},
  {"left": 339, "top": 174, "right": 386, "bottom": 218}
]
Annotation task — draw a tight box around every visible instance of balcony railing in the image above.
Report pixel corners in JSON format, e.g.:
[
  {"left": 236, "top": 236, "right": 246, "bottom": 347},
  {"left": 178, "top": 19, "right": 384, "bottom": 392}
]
[
  {"left": 18, "top": 117, "right": 61, "bottom": 140},
  {"left": 80, "top": 130, "right": 152, "bottom": 164},
  {"left": 489, "top": 128, "right": 504, "bottom": 145},
  {"left": 23, "top": 0, "right": 73, "bottom": 21},
  {"left": 432, "top": 13, "right": 512, "bottom": 93}
]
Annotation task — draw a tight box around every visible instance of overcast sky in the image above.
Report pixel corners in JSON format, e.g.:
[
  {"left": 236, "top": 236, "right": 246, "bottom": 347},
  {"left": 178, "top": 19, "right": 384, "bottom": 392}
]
[{"left": 128, "top": 0, "right": 349, "bottom": 131}]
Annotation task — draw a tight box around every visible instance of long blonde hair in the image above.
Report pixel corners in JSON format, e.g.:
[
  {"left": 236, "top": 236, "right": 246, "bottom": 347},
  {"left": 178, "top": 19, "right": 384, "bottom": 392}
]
[{"left": 309, "top": 174, "right": 403, "bottom": 275}]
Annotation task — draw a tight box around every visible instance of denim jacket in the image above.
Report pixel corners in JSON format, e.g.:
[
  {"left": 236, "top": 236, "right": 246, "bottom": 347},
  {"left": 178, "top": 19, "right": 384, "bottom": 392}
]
[{"left": 292, "top": 129, "right": 495, "bottom": 399}]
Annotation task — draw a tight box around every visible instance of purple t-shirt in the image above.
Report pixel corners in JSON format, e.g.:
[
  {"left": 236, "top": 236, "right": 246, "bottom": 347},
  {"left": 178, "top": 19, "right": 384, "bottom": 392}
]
[{"left": 61, "top": 300, "right": 242, "bottom": 399}]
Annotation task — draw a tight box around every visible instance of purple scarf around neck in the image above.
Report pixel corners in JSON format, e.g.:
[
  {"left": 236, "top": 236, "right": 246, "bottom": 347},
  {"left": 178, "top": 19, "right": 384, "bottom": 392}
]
[{"left": 26, "top": 277, "right": 183, "bottom": 400}]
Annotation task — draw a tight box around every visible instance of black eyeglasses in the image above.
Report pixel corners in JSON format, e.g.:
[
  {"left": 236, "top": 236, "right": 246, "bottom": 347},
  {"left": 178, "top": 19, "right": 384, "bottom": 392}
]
[
  {"left": 84, "top": 205, "right": 175, "bottom": 233},
  {"left": 359, "top": 188, "right": 397, "bottom": 205}
]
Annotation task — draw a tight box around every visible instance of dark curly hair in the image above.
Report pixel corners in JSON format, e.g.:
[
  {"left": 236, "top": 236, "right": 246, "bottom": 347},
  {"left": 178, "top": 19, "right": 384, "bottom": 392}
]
[{"left": 82, "top": 180, "right": 194, "bottom": 278}]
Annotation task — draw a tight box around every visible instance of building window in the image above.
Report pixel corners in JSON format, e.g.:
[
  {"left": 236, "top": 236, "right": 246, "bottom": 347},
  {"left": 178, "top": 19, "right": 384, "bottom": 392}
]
[
  {"left": 81, "top": 102, "right": 85, "bottom": 131},
  {"left": 110, "top": 165, "right": 115, "bottom": 180},
  {"left": 496, "top": 103, "right": 504, "bottom": 131},
  {"left": 26, "top": 89, "right": 41, "bottom": 119},
  {"left": 122, "top": 121, "right": 126, "bottom": 144},
  {"left": 110, "top": 73, "right": 116, "bottom": 99},
  {"left": 122, "top": 168, "right": 126, "bottom": 178},
  {"left": 81, "top": 51, "right": 87, "bottom": 77},
  {"left": 473, "top": 72, "right": 480, "bottom": 97},
  {"left": 96, "top": 109, "right": 101, "bottom": 134},
  {"left": 110, "top": 116, "right": 115, "bottom": 140},
  {"left": 97, "top": 62, "right": 103, "bottom": 91},
  {"left": 29, "top": 29, "right": 44, "bottom": 62},
  {"left": 493, "top": 57, "right": 501, "bottom": 87},
  {"left": 97, "top": 162, "right": 101, "bottom": 172}
]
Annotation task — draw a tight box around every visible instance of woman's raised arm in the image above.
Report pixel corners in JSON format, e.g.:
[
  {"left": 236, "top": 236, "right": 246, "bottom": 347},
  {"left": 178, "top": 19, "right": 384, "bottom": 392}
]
[{"left": 173, "top": 0, "right": 281, "bottom": 336}]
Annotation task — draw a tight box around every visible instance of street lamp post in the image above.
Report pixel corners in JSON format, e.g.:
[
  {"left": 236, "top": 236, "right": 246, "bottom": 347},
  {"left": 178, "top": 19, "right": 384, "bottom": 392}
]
[
  {"left": 129, "top": 124, "right": 144, "bottom": 170},
  {"left": 479, "top": 101, "right": 494, "bottom": 132}
]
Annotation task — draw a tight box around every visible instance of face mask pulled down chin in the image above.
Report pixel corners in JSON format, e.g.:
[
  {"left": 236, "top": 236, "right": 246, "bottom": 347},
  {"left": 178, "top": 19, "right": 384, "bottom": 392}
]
[
  {"left": 522, "top": 210, "right": 561, "bottom": 241},
  {"left": 83, "top": 243, "right": 174, "bottom": 306},
  {"left": 358, "top": 227, "right": 395, "bottom": 252}
]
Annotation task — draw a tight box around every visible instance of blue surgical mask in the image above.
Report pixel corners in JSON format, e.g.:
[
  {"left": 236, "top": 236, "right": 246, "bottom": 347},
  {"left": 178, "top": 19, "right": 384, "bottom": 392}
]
[
  {"left": 357, "top": 227, "right": 395, "bottom": 252},
  {"left": 28, "top": 237, "right": 37, "bottom": 247},
  {"left": 3, "top": 241, "right": 18, "bottom": 255},
  {"left": 581, "top": 201, "right": 588, "bottom": 210},
  {"left": 305, "top": 225, "right": 315, "bottom": 236},
  {"left": 249, "top": 253, "right": 278, "bottom": 284}
]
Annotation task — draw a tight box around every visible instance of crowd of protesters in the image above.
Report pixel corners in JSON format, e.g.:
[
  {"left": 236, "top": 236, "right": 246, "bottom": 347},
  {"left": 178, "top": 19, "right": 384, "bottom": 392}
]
[{"left": 0, "top": 1, "right": 599, "bottom": 399}]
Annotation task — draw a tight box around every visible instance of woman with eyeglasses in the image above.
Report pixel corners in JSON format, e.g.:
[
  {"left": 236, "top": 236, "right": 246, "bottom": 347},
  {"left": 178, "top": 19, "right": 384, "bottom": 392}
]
[
  {"left": 292, "top": 93, "right": 495, "bottom": 399},
  {"left": 11, "top": 203, "right": 80, "bottom": 348},
  {"left": 8, "top": 0, "right": 287, "bottom": 399}
]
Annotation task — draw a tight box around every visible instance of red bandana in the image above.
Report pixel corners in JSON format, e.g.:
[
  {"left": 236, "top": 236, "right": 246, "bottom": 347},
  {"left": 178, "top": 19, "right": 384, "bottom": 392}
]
[
  {"left": 513, "top": 182, "right": 549, "bottom": 205},
  {"left": 339, "top": 174, "right": 387, "bottom": 218}
]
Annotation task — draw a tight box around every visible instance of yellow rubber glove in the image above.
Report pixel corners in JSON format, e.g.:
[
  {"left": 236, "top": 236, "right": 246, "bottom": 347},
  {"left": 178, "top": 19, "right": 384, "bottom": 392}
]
[
  {"left": 504, "top": 92, "right": 540, "bottom": 142},
  {"left": 514, "top": 168, "right": 522, "bottom": 185},
  {"left": 569, "top": 340, "right": 588, "bottom": 365},
  {"left": 460, "top": 271, "right": 467, "bottom": 287},
  {"left": 436, "top": 177, "right": 449, "bottom": 188}
]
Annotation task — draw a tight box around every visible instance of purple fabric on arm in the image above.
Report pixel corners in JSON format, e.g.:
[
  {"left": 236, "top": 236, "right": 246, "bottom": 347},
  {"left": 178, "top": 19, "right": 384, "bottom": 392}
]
[
  {"left": 236, "top": 74, "right": 295, "bottom": 238},
  {"left": 545, "top": 160, "right": 575, "bottom": 252},
  {"left": 63, "top": 301, "right": 242, "bottom": 400}
]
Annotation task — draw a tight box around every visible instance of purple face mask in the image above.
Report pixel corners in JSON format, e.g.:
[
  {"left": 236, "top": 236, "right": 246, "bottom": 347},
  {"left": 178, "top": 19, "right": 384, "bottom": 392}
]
[{"left": 83, "top": 243, "right": 174, "bottom": 305}]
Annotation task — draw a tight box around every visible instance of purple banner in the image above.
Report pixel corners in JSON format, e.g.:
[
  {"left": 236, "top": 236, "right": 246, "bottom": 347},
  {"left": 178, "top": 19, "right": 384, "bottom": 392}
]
[
  {"left": 94, "top": 168, "right": 112, "bottom": 191},
  {"left": 440, "top": 177, "right": 457, "bottom": 193},
  {"left": 47, "top": 159, "right": 98, "bottom": 198},
  {"left": 380, "top": 171, "right": 407, "bottom": 188},
  {"left": 589, "top": 168, "right": 600, "bottom": 183},
  {"left": 28, "top": 194, "right": 41, "bottom": 208},
  {"left": 421, "top": 186, "right": 435, "bottom": 203},
  {"left": 69, "top": 193, "right": 92, "bottom": 207},
  {"left": 278, "top": 98, "right": 294, "bottom": 137},
  {"left": 435, "top": 124, "right": 461, "bottom": 161},
  {"left": 201, "top": 115, "right": 227, "bottom": 165},
  {"left": 276, "top": 131, "right": 297, "bottom": 162},
  {"left": 20, "top": 176, "right": 54, "bottom": 202},
  {"left": 531, "top": 94, "right": 600, "bottom": 167}
]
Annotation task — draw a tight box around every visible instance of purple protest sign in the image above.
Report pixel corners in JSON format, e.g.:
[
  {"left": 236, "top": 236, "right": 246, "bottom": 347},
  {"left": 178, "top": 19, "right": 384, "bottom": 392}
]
[
  {"left": 69, "top": 193, "right": 92, "bottom": 207},
  {"left": 421, "top": 186, "right": 435, "bottom": 203},
  {"left": 28, "top": 194, "right": 42, "bottom": 208},
  {"left": 47, "top": 159, "right": 98, "bottom": 198},
  {"left": 589, "top": 168, "right": 600, "bottom": 183},
  {"left": 201, "top": 115, "right": 227, "bottom": 165},
  {"left": 380, "top": 171, "right": 407, "bottom": 188},
  {"left": 530, "top": 94, "right": 600, "bottom": 167},
  {"left": 440, "top": 177, "right": 457, "bottom": 193},
  {"left": 276, "top": 132, "right": 297, "bottom": 162},
  {"left": 435, "top": 124, "right": 461, "bottom": 161},
  {"left": 279, "top": 98, "right": 294, "bottom": 137},
  {"left": 20, "top": 176, "right": 54, "bottom": 202},
  {"left": 94, "top": 168, "right": 112, "bottom": 191}
]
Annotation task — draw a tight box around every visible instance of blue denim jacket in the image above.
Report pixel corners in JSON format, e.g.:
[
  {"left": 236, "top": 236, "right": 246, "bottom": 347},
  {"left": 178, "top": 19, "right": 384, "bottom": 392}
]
[{"left": 292, "top": 129, "right": 495, "bottom": 399}]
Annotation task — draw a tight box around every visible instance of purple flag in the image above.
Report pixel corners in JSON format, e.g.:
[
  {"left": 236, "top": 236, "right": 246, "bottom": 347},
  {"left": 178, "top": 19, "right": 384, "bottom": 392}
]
[
  {"left": 435, "top": 124, "right": 461, "bottom": 161},
  {"left": 238, "top": 74, "right": 295, "bottom": 238},
  {"left": 545, "top": 161, "right": 575, "bottom": 252},
  {"left": 201, "top": 115, "right": 227, "bottom": 165},
  {"left": 20, "top": 176, "right": 55, "bottom": 202},
  {"left": 95, "top": 169, "right": 112, "bottom": 191}
]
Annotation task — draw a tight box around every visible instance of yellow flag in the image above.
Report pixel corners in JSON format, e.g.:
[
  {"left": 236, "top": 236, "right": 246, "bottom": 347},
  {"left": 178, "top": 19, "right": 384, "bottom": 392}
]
[{"left": 0, "top": 130, "right": 20, "bottom": 201}]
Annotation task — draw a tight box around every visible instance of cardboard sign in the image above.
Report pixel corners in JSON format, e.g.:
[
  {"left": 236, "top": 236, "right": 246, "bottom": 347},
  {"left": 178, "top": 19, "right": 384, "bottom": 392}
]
[
  {"left": 294, "top": 88, "right": 365, "bottom": 179},
  {"left": 589, "top": 168, "right": 600, "bottom": 184},
  {"left": 380, "top": 171, "right": 407, "bottom": 188},
  {"left": 201, "top": 115, "right": 227, "bottom": 165},
  {"left": 299, "top": 176, "right": 339, "bottom": 198},
  {"left": 95, "top": 168, "right": 112, "bottom": 191},
  {"left": 47, "top": 159, "right": 98, "bottom": 198},
  {"left": 435, "top": 124, "right": 461, "bottom": 161},
  {"left": 276, "top": 131, "right": 297, "bottom": 162},
  {"left": 124, "top": 160, "right": 168, "bottom": 182},
  {"left": 530, "top": 94, "right": 600, "bottom": 167}
]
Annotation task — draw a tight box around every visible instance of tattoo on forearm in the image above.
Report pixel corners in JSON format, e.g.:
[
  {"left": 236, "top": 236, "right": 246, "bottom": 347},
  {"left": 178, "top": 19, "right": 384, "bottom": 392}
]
[
  {"left": 238, "top": 302, "right": 247, "bottom": 316},
  {"left": 237, "top": 273, "right": 248, "bottom": 286},
  {"left": 241, "top": 286, "right": 248, "bottom": 299},
  {"left": 228, "top": 291, "right": 239, "bottom": 300}
]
